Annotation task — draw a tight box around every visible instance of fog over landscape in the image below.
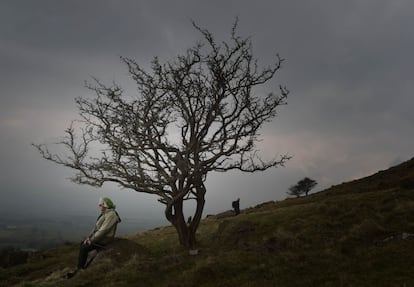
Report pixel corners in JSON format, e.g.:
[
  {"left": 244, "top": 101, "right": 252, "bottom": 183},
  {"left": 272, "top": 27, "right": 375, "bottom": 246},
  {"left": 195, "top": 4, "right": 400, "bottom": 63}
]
[{"left": 1, "top": 0, "right": 413, "bottom": 238}]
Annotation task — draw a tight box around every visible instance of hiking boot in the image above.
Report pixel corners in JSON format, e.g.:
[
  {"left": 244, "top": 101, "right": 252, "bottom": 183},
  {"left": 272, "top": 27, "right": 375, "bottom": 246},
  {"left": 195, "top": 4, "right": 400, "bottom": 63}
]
[{"left": 65, "top": 269, "right": 79, "bottom": 279}]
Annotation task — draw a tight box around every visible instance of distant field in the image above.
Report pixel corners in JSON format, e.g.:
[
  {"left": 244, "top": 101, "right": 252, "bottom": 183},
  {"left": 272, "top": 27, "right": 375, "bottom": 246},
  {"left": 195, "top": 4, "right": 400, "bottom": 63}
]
[
  {"left": 0, "top": 215, "right": 155, "bottom": 251},
  {"left": 0, "top": 220, "right": 88, "bottom": 250}
]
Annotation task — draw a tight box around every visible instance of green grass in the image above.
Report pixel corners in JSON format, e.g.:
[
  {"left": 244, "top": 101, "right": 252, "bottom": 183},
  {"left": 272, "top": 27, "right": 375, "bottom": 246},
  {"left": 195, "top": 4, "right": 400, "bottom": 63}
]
[{"left": 2, "top": 158, "right": 414, "bottom": 287}]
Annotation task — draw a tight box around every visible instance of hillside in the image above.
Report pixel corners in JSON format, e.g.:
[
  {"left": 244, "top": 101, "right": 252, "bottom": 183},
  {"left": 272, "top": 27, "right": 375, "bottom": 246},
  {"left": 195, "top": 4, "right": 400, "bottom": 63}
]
[{"left": 1, "top": 158, "right": 414, "bottom": 287}]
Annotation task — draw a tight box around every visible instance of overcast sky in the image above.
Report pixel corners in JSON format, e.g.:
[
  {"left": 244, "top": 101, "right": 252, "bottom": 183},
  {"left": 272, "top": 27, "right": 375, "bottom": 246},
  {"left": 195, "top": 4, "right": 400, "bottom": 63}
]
[{"left": 1, "top": 0, "right": 413, "bottom": 230}]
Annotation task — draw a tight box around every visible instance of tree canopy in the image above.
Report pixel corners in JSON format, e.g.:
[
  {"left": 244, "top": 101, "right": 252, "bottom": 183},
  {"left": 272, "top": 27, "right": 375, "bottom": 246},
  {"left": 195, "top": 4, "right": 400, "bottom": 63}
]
[
  {"left": 288, "top": 177, "right": 318, "bottom": 197},
  {"left": 34, "top": 20, "right": 289, "bottom": 249}
]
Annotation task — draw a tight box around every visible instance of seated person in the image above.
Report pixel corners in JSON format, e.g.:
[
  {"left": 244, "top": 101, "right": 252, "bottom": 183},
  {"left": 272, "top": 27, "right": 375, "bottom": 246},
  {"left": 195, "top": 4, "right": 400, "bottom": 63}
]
[{"left": 67, "top": 197, "right": 121, "bottom": 278}]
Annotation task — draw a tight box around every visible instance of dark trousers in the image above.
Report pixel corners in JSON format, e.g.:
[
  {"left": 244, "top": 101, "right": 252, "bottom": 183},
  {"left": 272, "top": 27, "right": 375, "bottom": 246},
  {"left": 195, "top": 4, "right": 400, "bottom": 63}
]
[{"left": 77, "top": 242, "right": 102, "bottom": 269}]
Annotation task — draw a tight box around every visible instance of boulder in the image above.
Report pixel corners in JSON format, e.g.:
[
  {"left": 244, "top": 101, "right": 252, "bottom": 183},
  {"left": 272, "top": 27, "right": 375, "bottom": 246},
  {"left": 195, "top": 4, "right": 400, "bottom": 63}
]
[{"left": 86, "top": 238, "right": 149, "bottom": 267}]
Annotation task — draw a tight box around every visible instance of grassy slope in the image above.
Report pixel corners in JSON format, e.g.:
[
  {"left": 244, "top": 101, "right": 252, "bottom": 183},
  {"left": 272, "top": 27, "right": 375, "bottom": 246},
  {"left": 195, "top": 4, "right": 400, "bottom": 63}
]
[{"left": 2, "top": 158, "right": 414, "bottom": 287}]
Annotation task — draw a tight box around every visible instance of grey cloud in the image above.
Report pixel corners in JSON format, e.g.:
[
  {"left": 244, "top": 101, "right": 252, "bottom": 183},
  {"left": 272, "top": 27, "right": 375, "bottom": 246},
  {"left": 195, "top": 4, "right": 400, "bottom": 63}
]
[{"left": 1, "top": 0, "right": 414, "bottom": 223}]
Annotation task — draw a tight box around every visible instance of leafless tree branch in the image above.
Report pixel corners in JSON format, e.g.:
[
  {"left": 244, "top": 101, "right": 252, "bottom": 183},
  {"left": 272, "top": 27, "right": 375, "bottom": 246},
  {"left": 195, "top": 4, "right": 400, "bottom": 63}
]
[{"left": 33, "top": 19, "right": 290, "bottom": 249}]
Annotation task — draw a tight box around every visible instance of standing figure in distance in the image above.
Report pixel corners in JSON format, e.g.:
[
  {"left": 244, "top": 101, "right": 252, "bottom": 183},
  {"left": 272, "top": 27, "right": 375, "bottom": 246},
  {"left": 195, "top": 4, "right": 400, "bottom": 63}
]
[{"left": 232, "top": 198, "right": 240, "bottom": 215}]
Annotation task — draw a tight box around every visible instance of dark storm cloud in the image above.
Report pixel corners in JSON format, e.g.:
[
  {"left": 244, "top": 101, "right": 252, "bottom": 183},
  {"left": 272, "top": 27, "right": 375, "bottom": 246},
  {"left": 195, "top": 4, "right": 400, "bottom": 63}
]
[
  {"left": 1, "top": 0, "right": 414, "bottom": 220},
  {"left": 1, "top": 1, "right": 162, "bottom": 53}
]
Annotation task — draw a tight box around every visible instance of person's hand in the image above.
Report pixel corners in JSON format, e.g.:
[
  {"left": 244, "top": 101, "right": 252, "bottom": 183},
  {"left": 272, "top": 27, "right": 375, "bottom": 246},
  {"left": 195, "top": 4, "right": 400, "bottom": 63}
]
[{"left": 83, "top": 238, "right": 91, "bottom": 245}]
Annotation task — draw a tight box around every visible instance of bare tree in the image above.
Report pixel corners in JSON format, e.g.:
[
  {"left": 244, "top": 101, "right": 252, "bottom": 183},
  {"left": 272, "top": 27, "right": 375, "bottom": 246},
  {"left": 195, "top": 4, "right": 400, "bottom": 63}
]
[
  {"left": 287, "top": 185, "right": 302, "bottom": 198},
  {"left": 33, "top": 20, "right": 290, "bottom": 249},
  {"left": 288, "top": 177, "right": 317, "bottom": 197}
]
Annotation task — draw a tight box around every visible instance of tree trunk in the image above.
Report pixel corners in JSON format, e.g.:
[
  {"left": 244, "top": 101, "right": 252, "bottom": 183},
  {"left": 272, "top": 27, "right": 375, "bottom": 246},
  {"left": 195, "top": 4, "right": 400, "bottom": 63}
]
[
  {"left": 189, "top": 183, "right": 206, "bottom": 237},
  {"left": 165, "top": 184, "right": 206, "bottom": 250}
]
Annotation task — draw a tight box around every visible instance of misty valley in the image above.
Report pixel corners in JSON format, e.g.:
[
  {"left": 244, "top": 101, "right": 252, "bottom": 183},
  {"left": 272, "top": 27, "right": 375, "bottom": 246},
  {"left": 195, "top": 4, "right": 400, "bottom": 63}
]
[{"left": 0, "top": 214, "right": 152, "bottom": 251}]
